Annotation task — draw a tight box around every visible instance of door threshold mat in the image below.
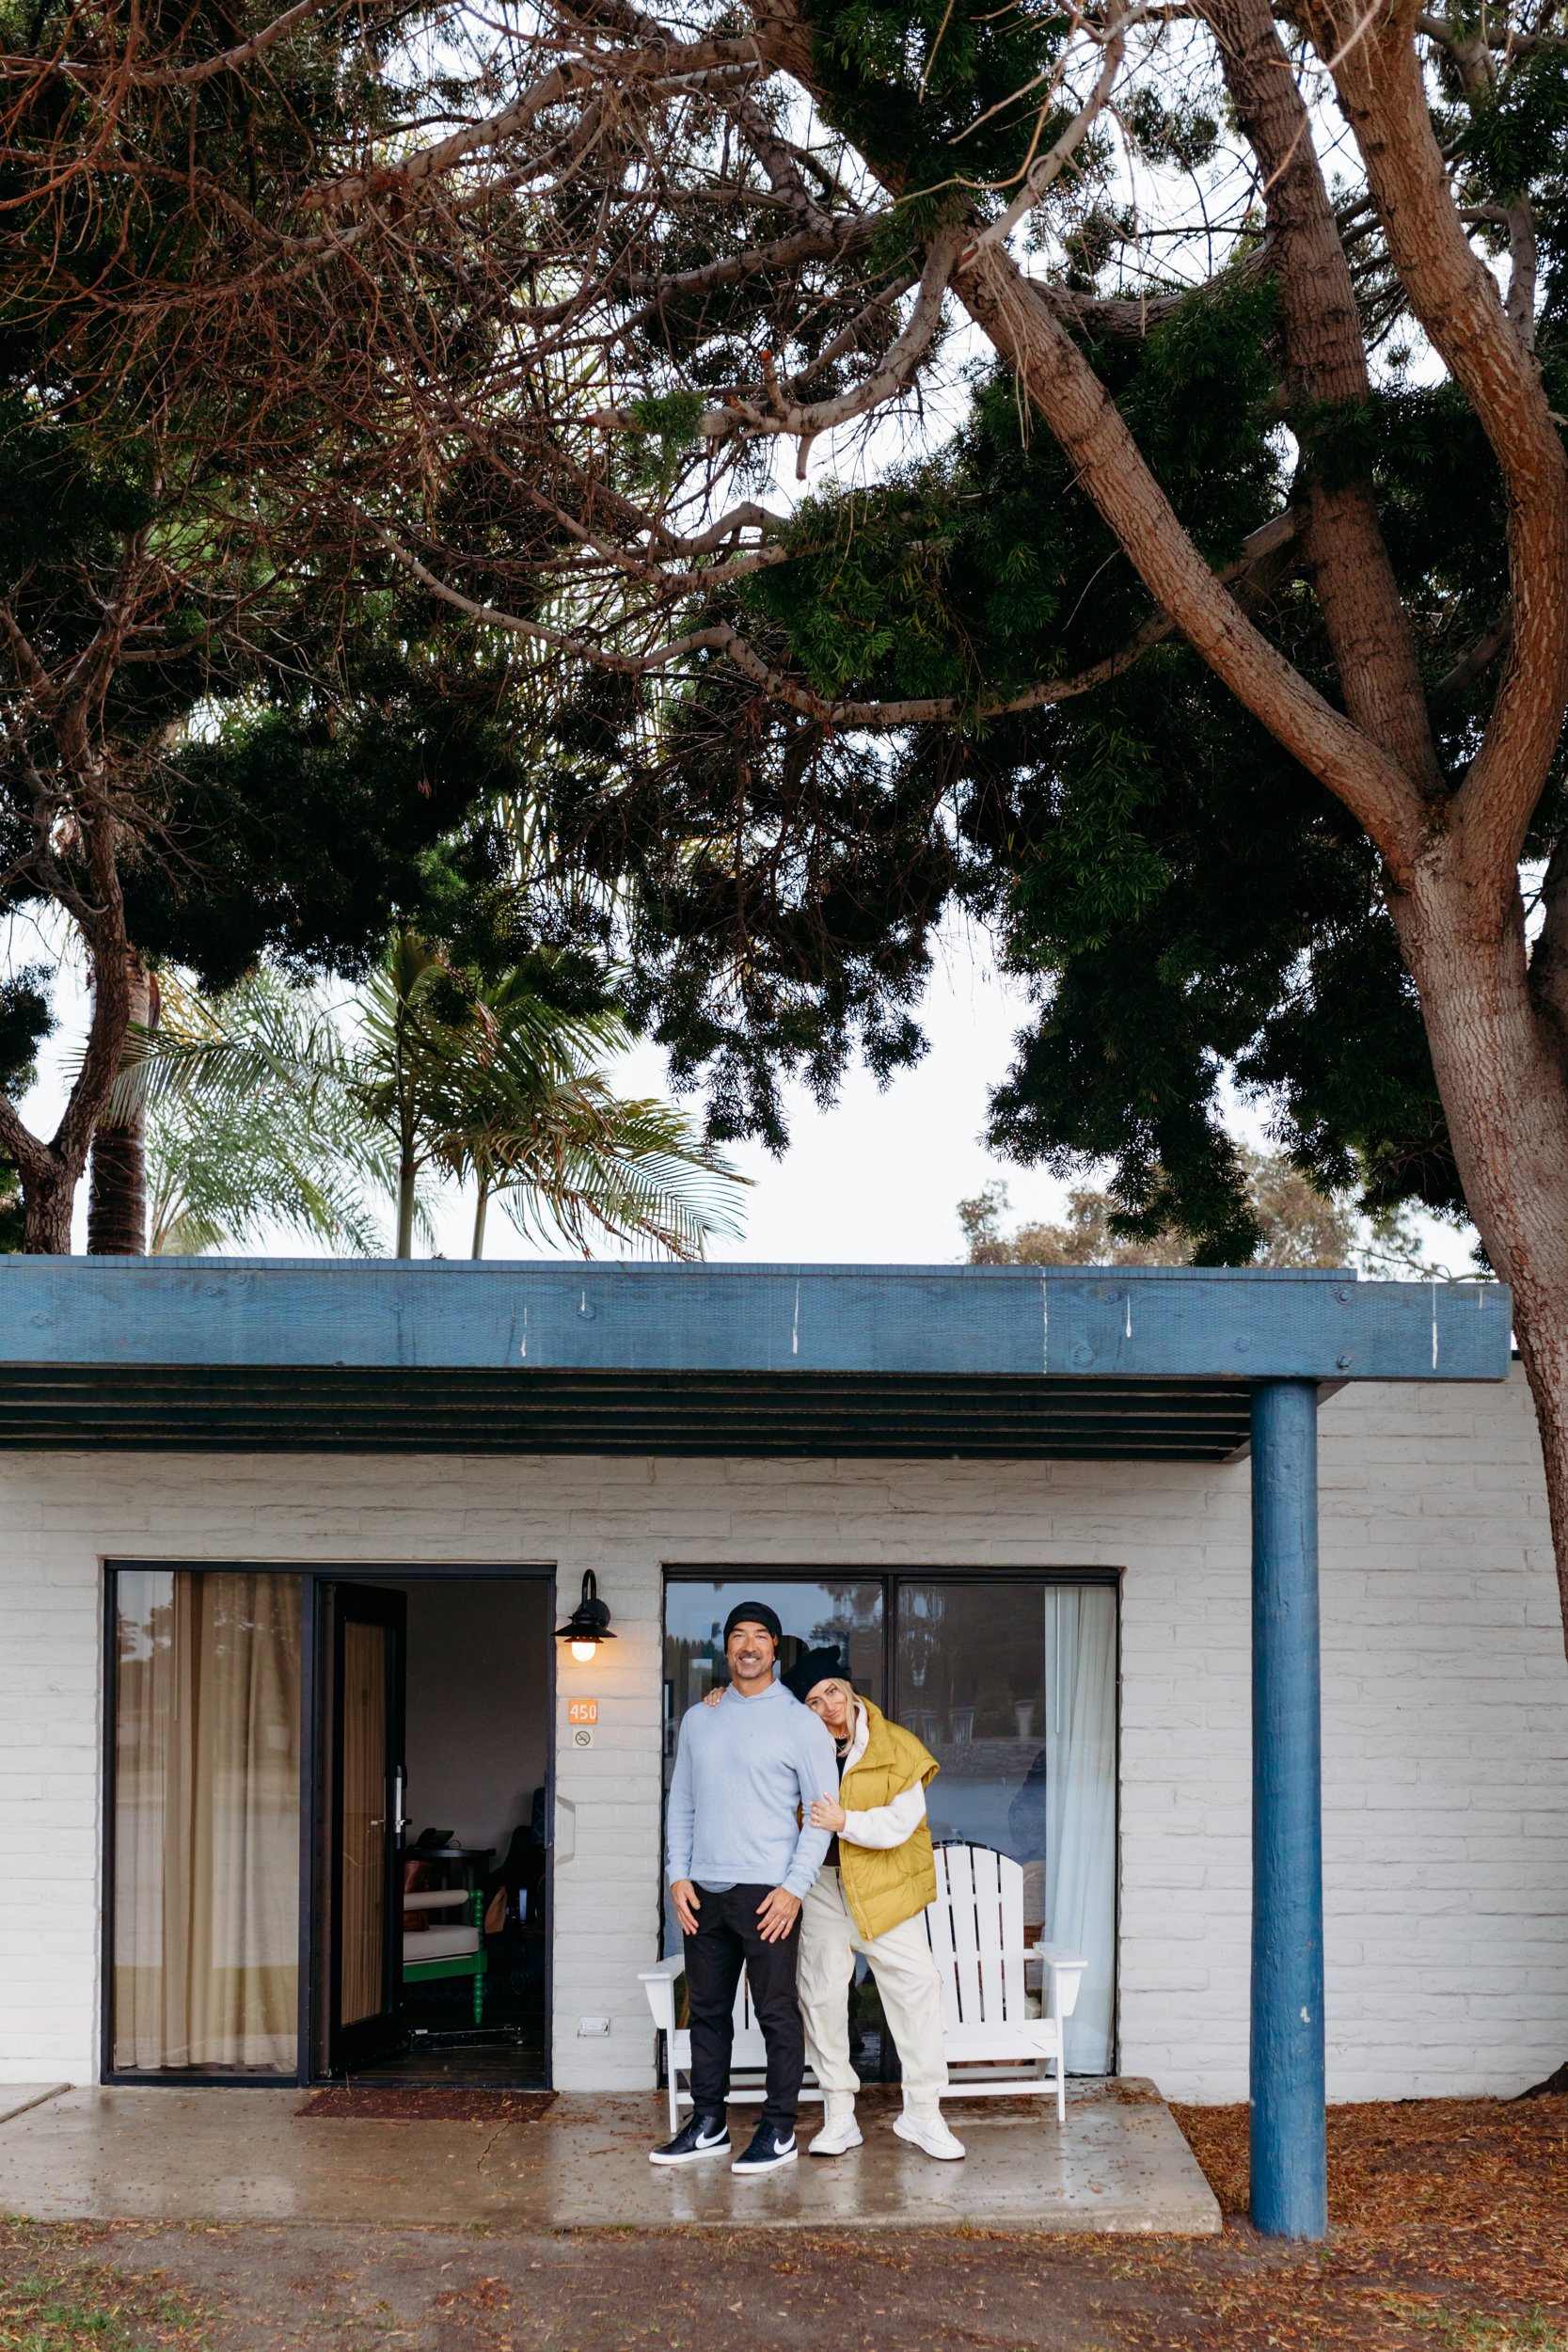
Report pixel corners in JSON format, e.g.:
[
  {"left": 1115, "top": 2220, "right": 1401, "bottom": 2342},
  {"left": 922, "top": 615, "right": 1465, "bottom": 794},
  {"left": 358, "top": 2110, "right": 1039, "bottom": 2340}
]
[{"left": 297, "top": 2088, "right": 556, "bottom": 2122}]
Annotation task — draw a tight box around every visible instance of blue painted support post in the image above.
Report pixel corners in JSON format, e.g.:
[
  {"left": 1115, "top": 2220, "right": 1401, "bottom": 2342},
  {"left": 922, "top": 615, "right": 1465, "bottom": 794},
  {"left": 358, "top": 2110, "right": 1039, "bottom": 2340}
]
[{"left": 1250, "top": 1378, "right": 1327, "bottom": 2240}]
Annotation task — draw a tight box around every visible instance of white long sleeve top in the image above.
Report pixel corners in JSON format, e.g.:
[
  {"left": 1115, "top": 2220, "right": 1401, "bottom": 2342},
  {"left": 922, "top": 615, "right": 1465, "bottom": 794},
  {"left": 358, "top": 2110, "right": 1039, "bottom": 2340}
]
[{"left": 838, "top": 1780, "right": 927, "bottom": 1849}]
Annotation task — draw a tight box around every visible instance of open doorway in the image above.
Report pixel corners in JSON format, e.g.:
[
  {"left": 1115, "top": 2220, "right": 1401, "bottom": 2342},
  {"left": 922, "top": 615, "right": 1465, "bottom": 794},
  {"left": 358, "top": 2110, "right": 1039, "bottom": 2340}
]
[{"left": 322, "top": 1575, "right": 551, "bottom": 2088}]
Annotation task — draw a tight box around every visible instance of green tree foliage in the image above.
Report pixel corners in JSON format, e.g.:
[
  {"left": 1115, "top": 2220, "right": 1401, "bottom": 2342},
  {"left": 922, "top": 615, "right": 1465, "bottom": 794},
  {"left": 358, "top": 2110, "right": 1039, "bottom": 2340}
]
[
  {"left": 13, "top": 1, "right": 1568, "bottom": 1617},
  {"left": 531, "top": 274, "right": 1544, "bottom": 1248},
  {"left": 140, "top": 974, "right": 394, "bottom": 1256},
  {"left": 0, "top": 0, "right": 521, "bottom": 1244},
  {"left": 211, "top": 0, "right": 1559, "bottom": 1310}
]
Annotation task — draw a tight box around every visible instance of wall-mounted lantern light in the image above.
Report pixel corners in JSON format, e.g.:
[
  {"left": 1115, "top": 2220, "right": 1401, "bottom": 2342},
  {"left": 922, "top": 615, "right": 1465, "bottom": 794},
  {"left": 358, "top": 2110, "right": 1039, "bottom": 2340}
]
[{"left": 556, "top": 1570, "right": 616, "bottom": 1664}]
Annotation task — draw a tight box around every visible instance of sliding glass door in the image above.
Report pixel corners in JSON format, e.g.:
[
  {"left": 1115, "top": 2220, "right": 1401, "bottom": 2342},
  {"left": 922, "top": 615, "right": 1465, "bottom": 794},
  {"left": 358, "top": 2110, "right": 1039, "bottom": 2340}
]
[
  {"left": 662, "top": 1570, "right": 1118, "bottom": 2072},
  {"left": 110, "top": 1569, "right": 302, "bottom": 2074}
]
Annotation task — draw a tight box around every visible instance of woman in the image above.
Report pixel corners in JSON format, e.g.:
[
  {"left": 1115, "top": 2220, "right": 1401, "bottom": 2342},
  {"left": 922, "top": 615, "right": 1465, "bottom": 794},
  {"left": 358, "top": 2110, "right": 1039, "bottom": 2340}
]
[{"left": 705, "top": 1643, "right": 963, "bottom": 2160}]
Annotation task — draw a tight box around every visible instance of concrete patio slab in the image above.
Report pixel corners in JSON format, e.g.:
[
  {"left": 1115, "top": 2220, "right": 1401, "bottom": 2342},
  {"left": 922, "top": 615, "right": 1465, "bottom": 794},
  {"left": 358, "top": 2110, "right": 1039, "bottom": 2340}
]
[
  {"left": 0, "top": 2080, "right": 1218, "bottom": 2233},
  {"left": 0, "top": 2085, "right": 70, "bottom": 2128}
]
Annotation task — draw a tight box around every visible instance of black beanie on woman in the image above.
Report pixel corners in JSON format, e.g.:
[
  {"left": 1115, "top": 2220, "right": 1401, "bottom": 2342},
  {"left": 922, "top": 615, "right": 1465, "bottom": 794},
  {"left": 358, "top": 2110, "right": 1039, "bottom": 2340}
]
[{"left": 781, "top": 1645, "right": 845, "bottom": 1705}]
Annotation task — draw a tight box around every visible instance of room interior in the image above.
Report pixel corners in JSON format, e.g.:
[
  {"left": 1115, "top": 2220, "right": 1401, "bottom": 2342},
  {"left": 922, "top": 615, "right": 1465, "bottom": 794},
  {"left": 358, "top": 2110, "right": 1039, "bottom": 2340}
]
[{"left": 356, "top": 1576, "right": 550, "bottom": 2088}]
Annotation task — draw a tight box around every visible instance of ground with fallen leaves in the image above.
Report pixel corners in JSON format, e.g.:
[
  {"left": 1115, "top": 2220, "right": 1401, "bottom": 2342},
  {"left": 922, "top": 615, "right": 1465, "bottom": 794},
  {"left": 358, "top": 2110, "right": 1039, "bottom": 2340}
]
[{"left": 2, "top": 2095, "right": 1564, "bottom": 2350}]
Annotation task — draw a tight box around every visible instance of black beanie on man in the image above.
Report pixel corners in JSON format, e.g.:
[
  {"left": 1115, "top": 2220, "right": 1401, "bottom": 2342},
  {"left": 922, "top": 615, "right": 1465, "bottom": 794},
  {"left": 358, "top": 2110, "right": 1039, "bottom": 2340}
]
[{"left": 722, "top": 1599, "right": 784, "bottom": 1645}]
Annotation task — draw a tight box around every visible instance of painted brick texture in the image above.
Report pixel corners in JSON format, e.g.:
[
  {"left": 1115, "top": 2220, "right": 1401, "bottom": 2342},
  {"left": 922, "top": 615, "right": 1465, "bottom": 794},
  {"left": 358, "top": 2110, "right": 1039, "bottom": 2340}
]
[{"left": 0, "top": 1366, "right": 1562, "bottom": 2101}]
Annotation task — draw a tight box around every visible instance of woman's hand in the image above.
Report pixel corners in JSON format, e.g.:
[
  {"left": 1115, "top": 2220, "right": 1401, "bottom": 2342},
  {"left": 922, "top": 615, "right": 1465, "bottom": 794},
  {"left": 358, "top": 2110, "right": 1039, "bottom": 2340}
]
[
  {"left": 702, "top": 1686, "right": 725, "bottom": 1708},
  {"left": 810, "top": 1793, "right": 847, "bottom": 1833}
]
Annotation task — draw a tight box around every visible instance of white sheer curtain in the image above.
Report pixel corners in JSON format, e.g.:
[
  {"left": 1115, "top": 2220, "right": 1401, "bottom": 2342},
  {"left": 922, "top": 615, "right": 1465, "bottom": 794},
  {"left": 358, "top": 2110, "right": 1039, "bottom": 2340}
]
[{"left": 1043, "top": 1584, "right": 1117, "bottom": 2073}]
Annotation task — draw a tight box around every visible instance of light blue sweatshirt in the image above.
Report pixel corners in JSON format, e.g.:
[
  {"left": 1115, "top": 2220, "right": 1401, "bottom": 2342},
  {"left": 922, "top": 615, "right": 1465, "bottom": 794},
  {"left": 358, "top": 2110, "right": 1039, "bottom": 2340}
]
[{"left": 666, "top": 1678, "right": 838, "bottom": 1899}]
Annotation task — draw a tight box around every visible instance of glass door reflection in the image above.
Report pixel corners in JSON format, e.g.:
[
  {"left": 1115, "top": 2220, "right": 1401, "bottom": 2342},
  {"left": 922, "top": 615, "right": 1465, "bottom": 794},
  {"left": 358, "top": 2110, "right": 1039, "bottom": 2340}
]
[
  {"left": 659, "top": 1569, "right": 1118, "bottom": 2076},
  {"left": 895, "top": 1580, "right": 1117, "bottom": 2072},
  {"left": 661, "top": 1577, "right": 894, "bottom": 2076}
]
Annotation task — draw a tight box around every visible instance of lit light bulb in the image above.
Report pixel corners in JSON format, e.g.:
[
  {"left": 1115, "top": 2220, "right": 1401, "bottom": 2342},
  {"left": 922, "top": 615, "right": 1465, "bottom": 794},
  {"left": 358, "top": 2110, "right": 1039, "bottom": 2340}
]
[{"left": 570, "top": 1639, "right": 598, "bottom": 1664}]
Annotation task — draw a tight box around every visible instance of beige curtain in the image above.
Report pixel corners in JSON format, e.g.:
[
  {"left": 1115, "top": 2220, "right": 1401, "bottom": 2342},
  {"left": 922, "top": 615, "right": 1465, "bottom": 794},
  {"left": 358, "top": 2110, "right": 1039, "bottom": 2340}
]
[{"left": 113, "top": 1570, "right": 301, "bottom": 2071}]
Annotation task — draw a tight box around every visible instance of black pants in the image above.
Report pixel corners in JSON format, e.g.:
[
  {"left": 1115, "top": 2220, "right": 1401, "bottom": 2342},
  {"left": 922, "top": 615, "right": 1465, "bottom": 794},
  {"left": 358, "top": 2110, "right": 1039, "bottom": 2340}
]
[{"left": 685, "top": 1883, "right": 804, "bottom": 2136}]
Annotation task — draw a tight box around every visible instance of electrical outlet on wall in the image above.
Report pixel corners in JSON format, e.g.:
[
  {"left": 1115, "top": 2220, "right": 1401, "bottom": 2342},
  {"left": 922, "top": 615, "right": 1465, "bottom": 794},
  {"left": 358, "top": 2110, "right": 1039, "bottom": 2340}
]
[{"left": 577, "top": 2015, "right": 611, "bottom": 2036}]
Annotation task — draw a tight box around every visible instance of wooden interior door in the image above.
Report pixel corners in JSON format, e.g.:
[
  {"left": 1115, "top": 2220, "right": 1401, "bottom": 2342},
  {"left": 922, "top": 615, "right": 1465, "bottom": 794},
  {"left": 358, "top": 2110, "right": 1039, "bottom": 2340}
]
[{"left": 328, "top": 1584, "right": 407, "bottom": 2073}]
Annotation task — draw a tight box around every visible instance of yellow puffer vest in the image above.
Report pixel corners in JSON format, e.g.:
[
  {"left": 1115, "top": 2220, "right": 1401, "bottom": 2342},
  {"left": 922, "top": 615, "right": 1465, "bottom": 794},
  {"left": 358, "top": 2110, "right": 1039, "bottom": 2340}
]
[{"left": 835, "top": 1699, "right": 940, "bottom": 1944}]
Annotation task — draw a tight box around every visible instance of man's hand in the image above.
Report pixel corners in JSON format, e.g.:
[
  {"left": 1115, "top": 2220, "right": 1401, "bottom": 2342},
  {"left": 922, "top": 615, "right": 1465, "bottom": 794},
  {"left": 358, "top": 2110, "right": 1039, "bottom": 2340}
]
[
  {"left": 671, "top": 1879, "right": 701, "bottom": 1935},
  {"left": 755, "top": 1885, "right": 801, "bottom": 1944},
  {"left": 809, "top": 1793, "right": 847, "bottom": 1834},
  {"left": 702, "top": 1686, "right": 725, "bottom": 1708}
]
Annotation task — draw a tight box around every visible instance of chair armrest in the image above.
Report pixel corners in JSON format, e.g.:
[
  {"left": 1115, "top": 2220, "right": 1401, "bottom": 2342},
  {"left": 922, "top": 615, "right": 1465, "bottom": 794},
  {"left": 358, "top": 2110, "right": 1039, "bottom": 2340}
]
[
  {"left": 1027, "top": 1942, "right": 1087, "bottom": 2021},
  {"left": 638, "top": 1956, "right": 683, "bottom": 2032}
]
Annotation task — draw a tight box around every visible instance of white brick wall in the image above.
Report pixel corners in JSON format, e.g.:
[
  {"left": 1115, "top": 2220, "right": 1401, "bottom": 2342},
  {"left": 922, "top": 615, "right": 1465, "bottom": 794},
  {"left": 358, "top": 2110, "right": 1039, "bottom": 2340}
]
[{"left": 1, "top": 1366, "right": 1563, "bottom": 2101}]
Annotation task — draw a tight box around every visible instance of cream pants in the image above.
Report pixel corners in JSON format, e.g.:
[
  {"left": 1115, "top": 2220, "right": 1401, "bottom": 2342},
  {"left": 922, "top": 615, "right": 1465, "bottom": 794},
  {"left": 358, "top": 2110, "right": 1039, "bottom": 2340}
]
[{"left": 798, "top": 1867, "right": 950, "bottom": 2110}]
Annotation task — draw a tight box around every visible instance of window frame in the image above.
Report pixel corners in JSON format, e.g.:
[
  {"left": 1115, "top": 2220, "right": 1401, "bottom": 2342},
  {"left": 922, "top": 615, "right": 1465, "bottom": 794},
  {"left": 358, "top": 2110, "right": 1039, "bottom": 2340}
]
[{"left": 658, "top": 1565, "right": 1122, "bottom": 2073}]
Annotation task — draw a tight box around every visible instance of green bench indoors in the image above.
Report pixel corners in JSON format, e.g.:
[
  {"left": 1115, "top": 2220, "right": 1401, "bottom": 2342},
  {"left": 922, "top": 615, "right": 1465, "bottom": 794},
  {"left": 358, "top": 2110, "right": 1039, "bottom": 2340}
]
[{"left": 402, "top": 1887, "right": 487, "bottom": 2023}]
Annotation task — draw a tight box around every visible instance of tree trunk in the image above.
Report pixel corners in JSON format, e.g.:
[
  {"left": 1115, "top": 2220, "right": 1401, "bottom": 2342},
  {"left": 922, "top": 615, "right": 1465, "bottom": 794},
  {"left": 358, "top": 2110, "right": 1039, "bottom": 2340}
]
[
  {"left": 0, "top": 908, "right": 135, "bottom": 1258},
  {"left": 87, "top": 1124, "right": 146, "bottom": 1255},
  {"left": 1202, "top": 0, "right": 1441, "bottom": 796},
  {"left": 471, "top": 1185, "right": 489, "bottom": 1260},
  {"left": 23, "top": 1169, "right": 75, "bottom": 1254},
  {"left": 1390, "top": 861, "right": 1568, "bottom": 1660},
  {"left": 87, "top": 957, "right": 156, "bottom": 1256},
  {"left": 396, "top": 1136, "right": 417, "bottom": 1258}
]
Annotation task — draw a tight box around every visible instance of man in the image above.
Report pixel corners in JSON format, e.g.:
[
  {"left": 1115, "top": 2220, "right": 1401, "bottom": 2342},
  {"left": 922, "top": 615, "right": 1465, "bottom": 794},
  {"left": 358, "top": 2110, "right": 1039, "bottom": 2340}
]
[{"left": 652, "top": 1600, "right": 837, "bottom": 2174}]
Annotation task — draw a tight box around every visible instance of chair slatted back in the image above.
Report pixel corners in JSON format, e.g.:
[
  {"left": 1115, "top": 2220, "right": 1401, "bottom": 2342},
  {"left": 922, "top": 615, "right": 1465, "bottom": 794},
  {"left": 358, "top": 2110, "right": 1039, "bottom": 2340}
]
[
  {"left": 927, "top": 1842, "right": 1029, "bottom": 2026},
  {"left": 673, "top": 1970, "right": 761, "bottom": 2059}
]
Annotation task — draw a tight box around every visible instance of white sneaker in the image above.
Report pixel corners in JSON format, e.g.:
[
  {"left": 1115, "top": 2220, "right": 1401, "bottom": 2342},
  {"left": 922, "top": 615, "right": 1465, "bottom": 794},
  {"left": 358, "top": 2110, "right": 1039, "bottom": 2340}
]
[
  {"left": 809, "top": 2103, "right": 863, "bottom": 2157},
  {"left": 893, "top": 2108, "right": 966, "bottom": 2161}
]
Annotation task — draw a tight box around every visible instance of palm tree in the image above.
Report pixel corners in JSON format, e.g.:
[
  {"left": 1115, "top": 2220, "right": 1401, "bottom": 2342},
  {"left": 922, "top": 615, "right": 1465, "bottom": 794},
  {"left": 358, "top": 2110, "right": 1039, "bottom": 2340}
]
[
  {"left": 364, "top": 944, "right": 743, "bottom": 1260},
  {"left": 134, "top": 939, "right": 746, "bottom": 1260}
]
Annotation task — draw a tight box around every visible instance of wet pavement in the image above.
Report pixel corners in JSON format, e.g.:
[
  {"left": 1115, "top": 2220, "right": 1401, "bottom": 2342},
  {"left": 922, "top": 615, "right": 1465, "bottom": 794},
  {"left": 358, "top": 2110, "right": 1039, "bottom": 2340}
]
[{"left": 0, "top": 2079, "right": 1218, "bottom": 2233}]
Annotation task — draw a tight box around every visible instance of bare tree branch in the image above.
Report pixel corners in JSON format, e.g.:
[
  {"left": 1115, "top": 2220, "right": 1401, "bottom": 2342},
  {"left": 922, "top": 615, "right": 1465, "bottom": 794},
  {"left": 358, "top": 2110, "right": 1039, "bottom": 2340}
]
[
  {"left": 380, "top": 506, "right": 1302, "bottom": 724},
  {"left": 1431, "top": 610, "right": 1513, "bottom": 709}
]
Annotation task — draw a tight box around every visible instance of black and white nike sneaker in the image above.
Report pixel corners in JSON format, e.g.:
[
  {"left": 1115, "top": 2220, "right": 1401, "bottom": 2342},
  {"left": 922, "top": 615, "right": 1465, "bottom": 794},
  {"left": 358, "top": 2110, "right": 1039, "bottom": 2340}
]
[
  {"left": 648, "top": 2110, "right": 731, "bottom": 2166},
  {"left": 731, "top": 2122, "right": 798, "bottom": 2175}
]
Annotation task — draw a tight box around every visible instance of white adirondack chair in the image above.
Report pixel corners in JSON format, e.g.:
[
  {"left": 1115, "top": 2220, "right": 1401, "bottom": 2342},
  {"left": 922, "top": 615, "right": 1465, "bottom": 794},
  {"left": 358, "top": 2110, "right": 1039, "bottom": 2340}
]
[
  {"left": 925, "top": 1841, "right": 1085, "bottom": 2121},
  {"left": 639, "top": 1841, "right": 1087, "bottom": 2136}
]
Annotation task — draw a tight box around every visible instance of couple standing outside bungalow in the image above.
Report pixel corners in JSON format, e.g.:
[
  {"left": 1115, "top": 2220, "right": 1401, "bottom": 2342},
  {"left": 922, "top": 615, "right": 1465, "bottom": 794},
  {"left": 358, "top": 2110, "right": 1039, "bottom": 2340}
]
[{"left": 653, "top": 1599, "right": 965, "bottom": 2174}]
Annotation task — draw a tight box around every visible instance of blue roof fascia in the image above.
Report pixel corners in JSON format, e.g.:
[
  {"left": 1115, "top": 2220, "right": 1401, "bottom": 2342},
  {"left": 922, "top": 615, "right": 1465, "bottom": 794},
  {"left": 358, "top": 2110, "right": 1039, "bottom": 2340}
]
[{"left": 0, "top": 1259, "right": 1513, "bottom": 1383}]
